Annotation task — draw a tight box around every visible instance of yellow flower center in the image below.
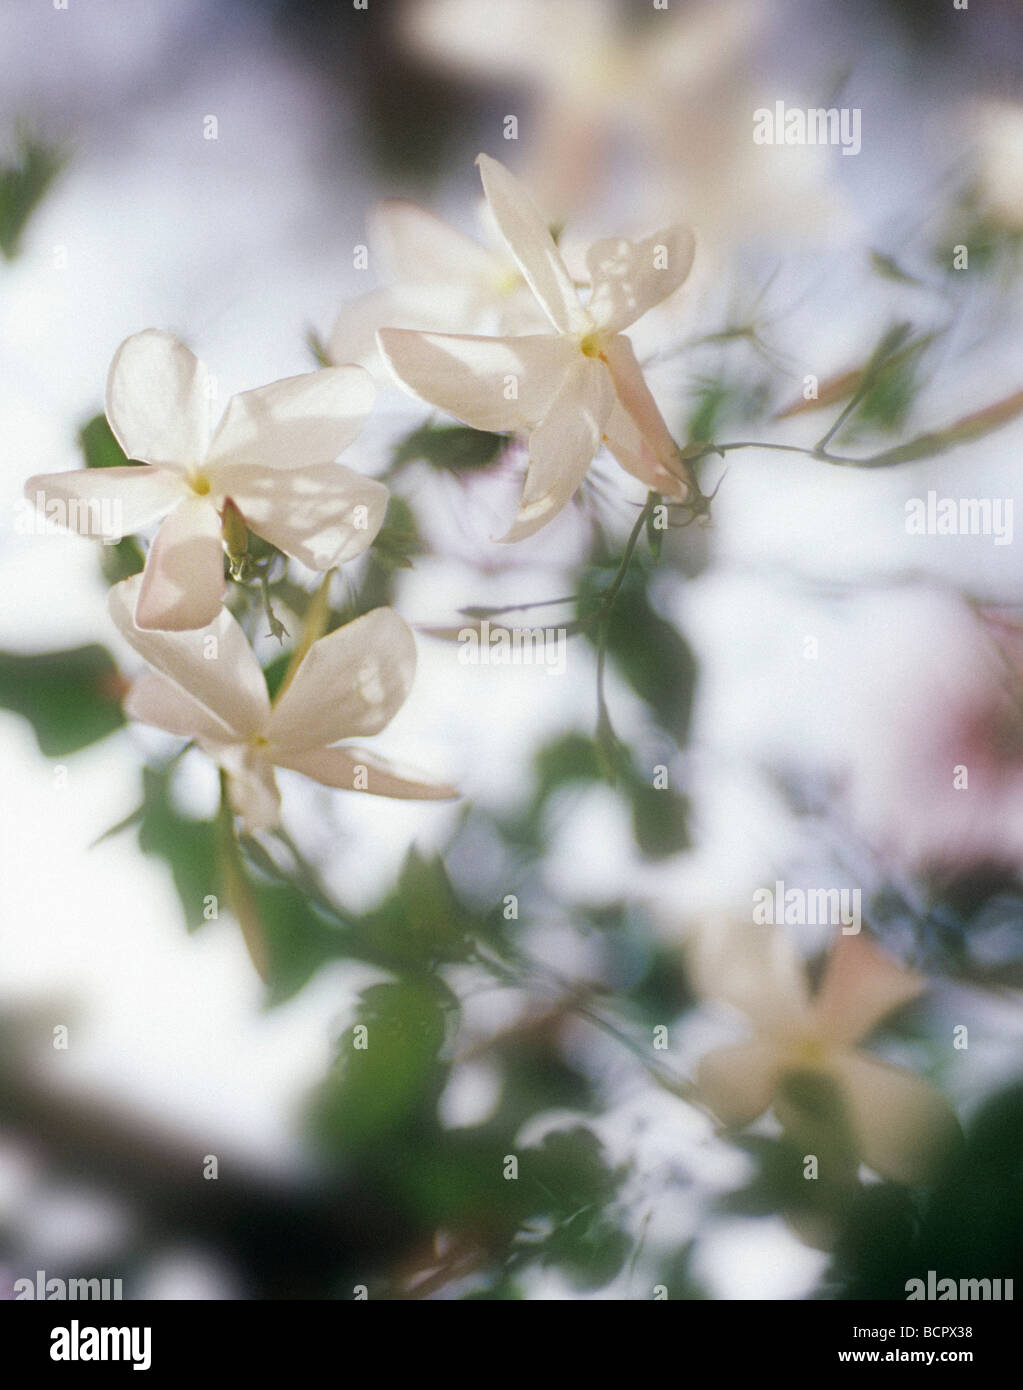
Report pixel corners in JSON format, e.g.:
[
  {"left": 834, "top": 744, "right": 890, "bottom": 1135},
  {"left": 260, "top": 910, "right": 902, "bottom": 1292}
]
[
  {"left": 785, "top": 1035, "right": 829, "bottom": 1068},
  {"left": 492, "top": 266, "right": 522, "bottom": 298},
  {"left": 190, "top": 472, "right": 212, "bottom": 497},
  {"left": 579, "top": 332, "right": 607, "bottom": 360}
]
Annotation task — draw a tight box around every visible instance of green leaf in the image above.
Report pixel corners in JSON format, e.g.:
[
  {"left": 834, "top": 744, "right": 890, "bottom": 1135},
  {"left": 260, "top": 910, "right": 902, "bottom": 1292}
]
[
  {"left": 626, "top": 776, "right": 690, "bottom": 859},
  {"left": 358, "top": 848, "right": 477, "bottom": 966},
  {"left": 78, "top": 414, "right": 128, "bottom": 469},
  {"left": 532, "top": 733, "right": 603, "bottom": 806},
  {"left": 136, "top": 768, "right": 220, "bottom": 931},
  {"left": 261, "top": 649, "right": 291, "bottom": 704},
  {"left": 0, "top": 645, "right": 125, "bottom": 754},
  {"left": 580, "top": 568, "right": 697, "bottom": 735},
  {"left": 99, "top": 536, "right": 145, "bottom": 586},
  {"left": 370, "top": 495, "right": 421, "bottom": 571},
  {"left": 392, "top": 424, "right": 506, "bottom": 475},
  {"left": 247, "top": 880, "right": 353, "bottom": 1007},
  {"left": 0, "top": 131, "right": 65, "bottom": 260},
  {"left": 311, "top": 978, "right": 454, "bottom": 1152}
]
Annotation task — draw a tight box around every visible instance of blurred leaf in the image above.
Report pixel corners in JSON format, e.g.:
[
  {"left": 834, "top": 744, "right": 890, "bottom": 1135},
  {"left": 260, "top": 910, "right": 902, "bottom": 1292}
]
[
  {"left": 525, "top": 1128, "right": 631, "bottom": 1290},
  {"left": 306, "top": 327, "right": 331, "bottom": 368},
  {"left": 358, "top": 848, "right": 477, "bottom": 967},
  {"left": 0, "top": 645, "right": 125, "bottom": 754},
  {"left": 0, "top": 130, "right": 65, "bottom": 260},
  {"left": 834, "top": 381, "right": 1023, "bottom": 469},
  {"left": 261, "top": 650, "right": 291, "bottom": 704},
  {"left": 78, "top": 414, "right": 128, "bottom": 469},
  {"left": 526, "top": 731, "right": 689, "bottom": 860},
  {"left": 869, "top": 249, "right": 926, "bottom": 287},
  {"left": 532, "top": 733, "right": 603, "bottom": 805},
  {"left": 687, "top": 380, "right": 733, "bottom": 445},
  {"left": 312, "top": 978, "right": 454, "bottom": 1152},
  {"left": 393, "top": 424, "right": 506, "bottom": 475},
  {"left": 822, "top": 323, "right": 939, "bottom": 448},
  {"left": 244, "top": 879, "right": 350, "bottom": 1006},
  {"left": 579, "top": 567, "right": 697, "bottom": 736},
  {"left": 627, "top": 777, "right": 690, "bottom": 858},
  {"left": 99, "top": 536, "right": 145, "bottom": 586},
  {"left": 541, "top": 1206, "right": 631, "bottom": 1291},
  {"left": 370, "top": 495, "right": 421, "bottom": 571},
  {"left": 832, "top": 1081, "right": 1023, "bottom": 1298},
  {"left": 774, "top": 367, "right": 864, "bottom": 420},
  {"left": 136, "top": 768, "right": 220, "bottom": 931}
]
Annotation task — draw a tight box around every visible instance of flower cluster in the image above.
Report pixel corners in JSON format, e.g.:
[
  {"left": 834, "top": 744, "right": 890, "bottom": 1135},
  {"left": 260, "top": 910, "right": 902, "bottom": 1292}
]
[
  {"left": 25, "top": 154, "right": 697, "bottom": 824},
  {"left": 26, "top": 150, "right": 966, "bottom": 1215}
]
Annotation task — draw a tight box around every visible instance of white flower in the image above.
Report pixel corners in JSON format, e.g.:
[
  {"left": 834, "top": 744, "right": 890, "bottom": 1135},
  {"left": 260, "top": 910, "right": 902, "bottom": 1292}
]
[
  {"left": 108, "top": 573, "right": 456, "bottom": 833},
  {"left": 690, "top": 924, "right": 959, "bottom": 1185},
  {"left": 328, "top": 198, "right": 548, "bottom": 378},
  {"left": 378, "top": 155, "right": 695, "bottom": 541},
  {"left": 25, "top": 330, "right": 388, "bottom": 632}
]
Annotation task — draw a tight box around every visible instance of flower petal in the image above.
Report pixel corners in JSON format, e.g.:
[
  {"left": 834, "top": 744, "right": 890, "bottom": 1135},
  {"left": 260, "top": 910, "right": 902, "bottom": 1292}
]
[
  {"left": 109, "top": 573, "right": 270, "bottom": 738},
  {"left": 377, "top": 328, "right": 573, "bottom": 432},
  {"left": 687, "top": 918, "right": 813, "bottom": 1039},
  {"left": 372, "top": 199, "right": 498, "bottom": 284},
  {"left": 267, "top": 607, "right": 416, "bottom": 752},
  {"left": 329, "top": 285, "right": 478, "bottom": 378},
  {"left": 476, "top": 154, "right": 590, "bottom": 335},
  {"left": 216, "top": 462, "right": 389, "bottom": 570},
  {"left": 602, "top": 401, "right": 687, "bottom": 498},
  {"left": 697, "top": 1041, "right": 780, "bottom": 1128},
  {"left": 134, "top": 497, "right": 226, "bottom": 632},
  {"left": 496, "top": 354, "right": 614, "bottom": 542},
  {"left": 125, "top": 670, "right": 237, "bottom": 743},
  {"left": 830, "top": 1051, "right": 962, "bottom": 1185},
  {"left": 812, "top": 935, "right": 926, "bottom": 1049},
  {"left": 205, "top": 366, "right": 375, "bottom": 473},
  {"left": 105, "top": 330, "right": 211, "bottom": 471},
  {"left": 587, "top": 226, "right": 696, "bottom": 332},
  {"left": 217, "top": 747, "right": 282, "bottom": 833},
  {"left": 275, "top": 745, "right": 458, "bottom": 801},
  {"left": 604, "top": 335, "right": 684, "bottom": 488},
  {"left": 23, "top": 466, "right": 185, "bottom": 539}
]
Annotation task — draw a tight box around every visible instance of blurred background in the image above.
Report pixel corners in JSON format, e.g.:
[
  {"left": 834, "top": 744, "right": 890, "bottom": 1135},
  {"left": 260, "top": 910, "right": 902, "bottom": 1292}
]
[{"left": 2, "top": 0, "right": 1023, "bottom": 1300}]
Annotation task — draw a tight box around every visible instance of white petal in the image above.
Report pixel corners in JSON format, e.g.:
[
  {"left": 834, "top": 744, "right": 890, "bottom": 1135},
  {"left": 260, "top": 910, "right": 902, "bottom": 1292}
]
[
  {"left": 105, "top": 330, "right": 211, "bottom": 471},
  {"left": 275, "top": 745, "right": 458, "bottom": 801},
  {"left": 134, "top": 498, "right": 226, "bottom": 632},
  {"left": 372, "top": 199, "right": 497, "bottom": 284},
  {"left": 497, "top": 354, "right": 614, "bottom": 542},
  {"left": 124, "top": 670, "right": 237, "bottom": 743},
  {"left": 377, "top": 328, "right": 573, "bottom": 431},
  {"left": 205, "top": 366, "right": 375, "bottom": 473},
  {"left": 330, "top": 284, "right": 490, "bottom": 379},
  {"left": 216, "top": 462, "right": 389, "bottom": 570},
  {"left": 830, "top": 1051, "right": 961, "bottom": 1185},
  {"left": 602, "top": 401, "right": 687, "bottom": 498},
  {"left": 267, "top": 607, "right": 417, "bottom": 752},
  {"left": 476, "top": 154, "right": 590, "bottom": 335},
  {"left": 687, "top": 918, "right": 813, "bottom": 1039},
  {"left": 23, "top": 466, "right": 185, "bottom": 539},
  {"left": 812, "top": 935, "right": 926, "bottom": 1049},
  {"left": 587, "top": 226, "right": 696, "bottom": 332},
  {"left": 109, "top": 573, "right": 270, "bottom": 739},
  {"left": 217, "top": 747, "right": 282, "bottom": 834},
  {"left": 604, "top": 335, "right": 684, "bottom": 489},
  {"left": 697, "top": 1041, "right": 780, "bottom": 1128}
]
